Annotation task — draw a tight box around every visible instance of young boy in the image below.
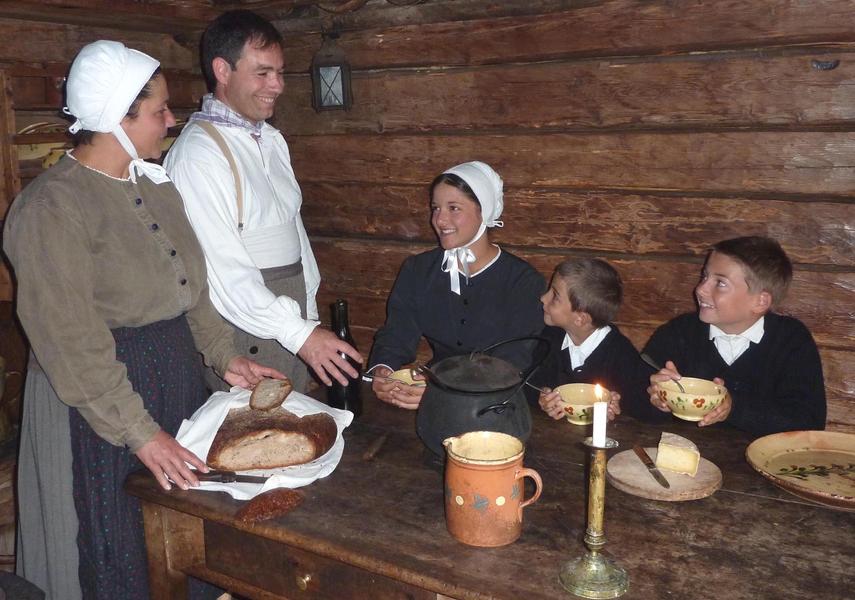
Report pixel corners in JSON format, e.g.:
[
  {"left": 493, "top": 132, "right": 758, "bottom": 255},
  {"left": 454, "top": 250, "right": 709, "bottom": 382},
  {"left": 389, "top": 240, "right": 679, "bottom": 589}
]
[
  {"left": 645, "top": 236, "right": 826, "bottom": 437},
  {"left": 533, "top": 258, "right": 662, "bottom": 422}
]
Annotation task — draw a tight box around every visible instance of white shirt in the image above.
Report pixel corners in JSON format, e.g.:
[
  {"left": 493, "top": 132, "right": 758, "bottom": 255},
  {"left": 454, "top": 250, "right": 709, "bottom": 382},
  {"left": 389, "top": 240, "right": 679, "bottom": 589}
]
[
  {"left": 561, "top": 326, "right": 612, "bottom": 370},
  {"left": 709, "top": 317, "right": 765, "bottom": 366},
  {"left": 164, "top": 121, "right": 321, "bottom": 354}
]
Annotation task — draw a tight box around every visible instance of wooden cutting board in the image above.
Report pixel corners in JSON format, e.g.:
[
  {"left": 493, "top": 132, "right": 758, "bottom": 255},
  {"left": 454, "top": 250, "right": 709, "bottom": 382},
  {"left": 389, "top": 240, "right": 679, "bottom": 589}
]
[{"left": 606, "top": 447, "right": 722, "bottom": 501}]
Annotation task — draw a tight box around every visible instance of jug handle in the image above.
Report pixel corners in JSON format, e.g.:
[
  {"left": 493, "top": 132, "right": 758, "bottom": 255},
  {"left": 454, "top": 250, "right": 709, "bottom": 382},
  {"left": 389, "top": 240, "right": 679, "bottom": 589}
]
[{"left": 515, "top": 467, "right": 543, "bottom": 520}]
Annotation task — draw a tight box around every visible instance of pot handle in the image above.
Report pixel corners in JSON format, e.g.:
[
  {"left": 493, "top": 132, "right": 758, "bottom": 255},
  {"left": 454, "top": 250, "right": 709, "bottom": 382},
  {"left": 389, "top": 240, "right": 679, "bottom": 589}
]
[
  {"left": 515, "top": 467, "right": 543, "bottom": 520},
  {"left": 475, "top": 401, "right": 517, "bottom": 417},
  {"left": 475, "top": 335, "right": 551, "bottom": 384}
]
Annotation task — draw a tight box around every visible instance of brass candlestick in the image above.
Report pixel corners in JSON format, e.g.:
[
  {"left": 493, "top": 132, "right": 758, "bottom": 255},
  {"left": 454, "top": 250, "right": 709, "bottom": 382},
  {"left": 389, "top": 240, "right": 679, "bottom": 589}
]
[{"left": 559, "top": 437, "right": 628, "bottom": 598}]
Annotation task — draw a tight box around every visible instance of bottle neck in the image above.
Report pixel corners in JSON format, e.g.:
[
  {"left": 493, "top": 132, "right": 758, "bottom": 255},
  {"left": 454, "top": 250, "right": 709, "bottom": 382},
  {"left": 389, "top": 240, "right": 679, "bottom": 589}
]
[{"left": 331, "top": 300, "right": 350, "bottom": 338}]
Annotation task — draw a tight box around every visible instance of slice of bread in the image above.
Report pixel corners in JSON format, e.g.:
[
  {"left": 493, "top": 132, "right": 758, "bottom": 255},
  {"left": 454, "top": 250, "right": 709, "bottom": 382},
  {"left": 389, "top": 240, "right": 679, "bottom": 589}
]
[
  {"left": 236, "top": 488, "right": 305, "bottom": 523},
  {"left": 207, "top": 406, "right": 336, "bottom": 471},
  {"left": 249, "top": 377, "right": 293, "bottom": 411}
]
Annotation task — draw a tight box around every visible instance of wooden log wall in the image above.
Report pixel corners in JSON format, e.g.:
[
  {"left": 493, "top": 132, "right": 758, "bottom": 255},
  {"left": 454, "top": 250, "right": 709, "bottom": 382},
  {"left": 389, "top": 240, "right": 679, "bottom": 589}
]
[
  {"left": 272, "top": 0, "right": 855, "bottom": 432},
  {"left": 0, "top": 0, "right": 852, "bottom": 432}
]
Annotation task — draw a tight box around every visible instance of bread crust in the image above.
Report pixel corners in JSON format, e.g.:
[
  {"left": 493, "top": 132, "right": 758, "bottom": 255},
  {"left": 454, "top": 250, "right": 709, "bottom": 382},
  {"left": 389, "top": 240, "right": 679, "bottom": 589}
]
[
  {"left": 235, "top": 488, "right": 305, "bottom": 523},
  {"left": 207, "top": 406, "right": 337, "bottom": 471}
]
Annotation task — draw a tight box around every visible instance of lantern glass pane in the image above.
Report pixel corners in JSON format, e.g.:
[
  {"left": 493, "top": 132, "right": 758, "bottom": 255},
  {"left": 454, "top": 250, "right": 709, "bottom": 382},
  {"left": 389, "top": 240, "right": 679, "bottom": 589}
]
[{"left": 319, "top": 66, "right": 344, "bottom": 107}]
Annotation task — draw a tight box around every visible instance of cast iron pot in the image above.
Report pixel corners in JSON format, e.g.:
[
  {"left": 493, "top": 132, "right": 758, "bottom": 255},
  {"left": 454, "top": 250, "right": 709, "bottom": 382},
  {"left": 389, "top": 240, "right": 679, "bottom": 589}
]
[{"left": 415, "top": 336, "right": 548, "bottom": 456}]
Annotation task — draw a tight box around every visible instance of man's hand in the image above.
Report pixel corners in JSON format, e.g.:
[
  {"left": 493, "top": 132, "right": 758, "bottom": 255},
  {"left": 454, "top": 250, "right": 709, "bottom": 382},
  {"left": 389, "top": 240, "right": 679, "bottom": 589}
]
[
  {"left": 135, "top": 430, "right": 208, "bottom": 491},
  {"left": 224, "top": 356, "right": 287, "bottom": 389},
  {"left": 298, "top": 327, "right": 363, "bottom": 387}
]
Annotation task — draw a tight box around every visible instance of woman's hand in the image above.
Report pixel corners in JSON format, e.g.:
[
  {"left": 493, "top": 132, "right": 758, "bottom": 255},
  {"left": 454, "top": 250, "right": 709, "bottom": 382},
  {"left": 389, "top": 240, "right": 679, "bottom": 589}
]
[
  {"left": 648, "top": 360, "right": 681, "bottom": 412},
  {"left": 538, "top": 388, "right": 565, "bottom": 420},
  {"left": 699, "top": 377, "right": 732, "bottom": 427},
  {"left": 372, "top": 367, "right": 426, "bottom": 410},
  {"left": 135, "top": 430, "right": 208, "bottom": 491},
  {"left": 607, "top": 390, "right": 622, "bottom": 421},
  {"left": 224, "top": 356, "right": 288, "bottom": 389}
]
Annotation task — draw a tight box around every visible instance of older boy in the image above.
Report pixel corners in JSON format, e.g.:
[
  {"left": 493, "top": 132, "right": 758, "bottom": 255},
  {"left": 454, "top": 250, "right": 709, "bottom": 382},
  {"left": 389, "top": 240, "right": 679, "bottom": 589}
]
[
  {"left": 533, "top": 258, "right": 662, "bottom": 422},
  {"left": 645, "top": 236, "right": 825, "bottom": 436}
]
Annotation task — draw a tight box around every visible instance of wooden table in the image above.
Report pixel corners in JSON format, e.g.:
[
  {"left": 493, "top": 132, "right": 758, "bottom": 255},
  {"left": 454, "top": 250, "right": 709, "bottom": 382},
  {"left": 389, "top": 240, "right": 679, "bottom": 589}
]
[{"left": 126, "top": 388, "right": 855, "bottom": 599}]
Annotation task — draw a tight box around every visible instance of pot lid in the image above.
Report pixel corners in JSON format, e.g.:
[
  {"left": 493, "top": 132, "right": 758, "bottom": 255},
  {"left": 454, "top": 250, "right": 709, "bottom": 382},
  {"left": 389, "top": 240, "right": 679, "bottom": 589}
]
[{"left": 429, "top": 353, "right": 521, "bottom": 393}]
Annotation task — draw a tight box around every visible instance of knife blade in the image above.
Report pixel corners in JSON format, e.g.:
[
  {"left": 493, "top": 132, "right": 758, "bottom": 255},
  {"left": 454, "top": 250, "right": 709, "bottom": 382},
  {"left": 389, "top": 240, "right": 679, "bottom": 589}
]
[
  {"left": 632, "top": 446, "right": 671, "bottom": 489},
  {"left": 193, "top": 470, "right": 270, "bottom": 484}
]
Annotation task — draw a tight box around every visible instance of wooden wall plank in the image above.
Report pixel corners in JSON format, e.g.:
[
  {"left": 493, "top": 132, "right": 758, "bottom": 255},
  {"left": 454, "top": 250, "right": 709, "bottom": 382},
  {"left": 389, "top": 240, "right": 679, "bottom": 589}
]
[
  {"left": 279, "top": 0, "right": 855, "bottom": 72},
  {"left": 0, "top": 18, "right": 197, "bottom": 70},
  {"left": 301, "top": 183, "right": 855, "bottom": 267},
  {"left": 0, "top": 71, "right": 19, "bottom": 221},
  {"left": 309, "top": 239, "right": 855, "bottom": 349},
  {"left": 288, "top": 132, "right": 855, "bottom": 196},
  {"left": 280, "top": 49, "right": 855, "bottom": 134}
]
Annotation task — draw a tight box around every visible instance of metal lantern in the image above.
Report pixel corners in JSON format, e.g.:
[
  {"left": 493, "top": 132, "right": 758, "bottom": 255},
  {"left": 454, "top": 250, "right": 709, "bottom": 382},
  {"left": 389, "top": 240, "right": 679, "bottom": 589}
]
[{"left": 310, "top": 33, "right": 353, "bottom": 112}]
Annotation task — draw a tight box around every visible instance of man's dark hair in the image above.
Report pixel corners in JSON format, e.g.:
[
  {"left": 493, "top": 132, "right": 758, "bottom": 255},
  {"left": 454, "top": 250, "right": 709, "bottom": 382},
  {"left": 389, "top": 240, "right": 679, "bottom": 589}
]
[{"left": 201, "top": 10, "right": 284, "bottom": 92}]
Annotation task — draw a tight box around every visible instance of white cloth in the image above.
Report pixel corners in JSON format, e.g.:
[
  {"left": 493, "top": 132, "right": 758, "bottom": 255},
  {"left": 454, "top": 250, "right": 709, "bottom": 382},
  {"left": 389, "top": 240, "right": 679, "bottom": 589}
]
[
  {"left": 440, "top": 161, "right": 505, "bottom": 294},
  {"left": 176, "top": 388, "right": 353, "bottom": 500},
  {"left": 241, "top": 222, "right": 302, "bottom": 269},
  {"left": 165, "top": 121, "right": 321, "bottom": 354},
  {"left": 709, "top": 317, "right": 765, "bottom": 365},
  {"left": 561, "top": 326, "right": 612, "bottom": 370},
  {"left": 63, "top": 40, "right": 170, "bottom": 185}
]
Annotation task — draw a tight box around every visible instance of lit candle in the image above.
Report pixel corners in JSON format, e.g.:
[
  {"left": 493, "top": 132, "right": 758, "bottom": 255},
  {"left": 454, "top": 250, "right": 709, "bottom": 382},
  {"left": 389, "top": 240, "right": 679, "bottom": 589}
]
[{"left": 592, "top": 384, "right": 607, "bottom": 447}]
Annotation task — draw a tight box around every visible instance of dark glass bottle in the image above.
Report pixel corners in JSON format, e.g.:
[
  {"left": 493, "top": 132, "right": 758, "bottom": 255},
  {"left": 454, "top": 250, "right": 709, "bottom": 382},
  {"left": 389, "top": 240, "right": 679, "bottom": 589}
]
[{"left": 327, "top": 299, "right": 362, "bottom": 418}]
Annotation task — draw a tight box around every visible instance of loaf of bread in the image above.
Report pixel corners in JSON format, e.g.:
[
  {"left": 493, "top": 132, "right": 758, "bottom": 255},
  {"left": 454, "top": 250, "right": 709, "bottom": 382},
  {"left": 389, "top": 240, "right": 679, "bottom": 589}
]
[
  {"left": 207, "top": 406, "right": 336, "bottom": 471},
  {"left": 249, "top": 377, "right": 293, "bottom": 411},
  {"left": 236, "top": 488, "right": 305, "bottom": 523}
]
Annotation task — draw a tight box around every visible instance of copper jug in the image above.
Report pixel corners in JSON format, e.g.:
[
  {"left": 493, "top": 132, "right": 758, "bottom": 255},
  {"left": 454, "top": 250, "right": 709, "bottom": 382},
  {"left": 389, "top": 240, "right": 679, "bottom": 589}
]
[{"left": 443, "top": 431, "right": 542, "bottom": 547}]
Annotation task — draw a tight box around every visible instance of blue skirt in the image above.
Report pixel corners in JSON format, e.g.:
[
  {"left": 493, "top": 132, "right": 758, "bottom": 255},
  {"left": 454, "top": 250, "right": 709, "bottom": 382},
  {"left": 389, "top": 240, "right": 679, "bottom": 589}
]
[{"left": 69, "top": 315, "right": 215, "bottom": 600}]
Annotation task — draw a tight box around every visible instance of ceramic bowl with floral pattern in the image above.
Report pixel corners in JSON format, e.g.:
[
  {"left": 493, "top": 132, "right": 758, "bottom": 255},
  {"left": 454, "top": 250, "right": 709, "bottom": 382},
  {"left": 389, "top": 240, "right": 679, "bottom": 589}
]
[
  {"left": 555, "top": 383, "right": 605, "bottom": 425},
  {"left": 656, "top": 377, "right": 726, "bottom": 421}
]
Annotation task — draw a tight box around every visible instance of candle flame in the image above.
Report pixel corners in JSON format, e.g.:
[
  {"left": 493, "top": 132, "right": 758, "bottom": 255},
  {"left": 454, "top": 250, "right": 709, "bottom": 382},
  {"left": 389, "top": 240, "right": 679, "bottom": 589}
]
[{"left": 594, "top": 383, "right": 603, "bottom": 400}]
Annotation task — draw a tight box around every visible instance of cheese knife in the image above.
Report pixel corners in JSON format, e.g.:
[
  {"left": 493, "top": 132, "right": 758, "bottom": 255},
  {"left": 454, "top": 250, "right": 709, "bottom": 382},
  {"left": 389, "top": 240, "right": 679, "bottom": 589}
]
[
  {"left": 632, "top": 446, "right": 671, "bottom": 489},
  {"left": 193, "top": 470, "right": 270, "bottom": 484}
]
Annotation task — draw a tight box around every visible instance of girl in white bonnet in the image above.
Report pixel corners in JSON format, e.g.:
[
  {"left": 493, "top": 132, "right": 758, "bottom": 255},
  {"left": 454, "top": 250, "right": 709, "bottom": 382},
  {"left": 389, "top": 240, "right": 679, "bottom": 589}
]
[
  {"left": 3, "top": 40, "right": 281, "bottom": 599},
  {"left": 368, "top": 161, "right": 545, "bottom": 409}
]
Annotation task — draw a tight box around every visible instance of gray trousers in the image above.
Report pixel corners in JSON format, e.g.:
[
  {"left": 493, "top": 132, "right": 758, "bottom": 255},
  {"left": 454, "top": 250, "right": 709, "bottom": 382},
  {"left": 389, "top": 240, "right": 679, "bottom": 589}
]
[{"left": 204, "top": 262, "right": 311, "bottom": 394}]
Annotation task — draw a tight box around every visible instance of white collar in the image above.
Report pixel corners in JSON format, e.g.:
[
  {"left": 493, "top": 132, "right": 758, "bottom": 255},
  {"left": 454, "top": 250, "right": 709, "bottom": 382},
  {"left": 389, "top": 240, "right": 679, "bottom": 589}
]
[
  {"left": 561, "top": 326, "right": 611, "bottom": 369},
  {"left": 708, "top": 316, "right": 765, "bottom": 343}
]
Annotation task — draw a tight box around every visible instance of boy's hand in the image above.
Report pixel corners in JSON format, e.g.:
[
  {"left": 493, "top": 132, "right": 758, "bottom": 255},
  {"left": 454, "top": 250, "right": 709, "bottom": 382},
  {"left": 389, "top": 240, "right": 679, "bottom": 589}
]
[
  {"left": 372, "top": 366, "right": 425, "bottom": 410},
  {"left": 607, "top": 390, "right": 621, "bottom": 421},
  {"left": 699, "top": 377, "right": 731, "bottom": 426},
  {"left": 648, "top": 360, "right": 682, "bottom": 412},
  {"left": 538, "top": 388, "right": 566, "bottom": 420}
]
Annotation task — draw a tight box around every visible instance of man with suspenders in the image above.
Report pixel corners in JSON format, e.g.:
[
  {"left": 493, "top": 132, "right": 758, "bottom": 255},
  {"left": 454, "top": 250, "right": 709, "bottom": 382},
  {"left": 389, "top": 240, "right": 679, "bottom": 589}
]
[{"left": 165, "top": 10, "right": 361, "bottom": 391}]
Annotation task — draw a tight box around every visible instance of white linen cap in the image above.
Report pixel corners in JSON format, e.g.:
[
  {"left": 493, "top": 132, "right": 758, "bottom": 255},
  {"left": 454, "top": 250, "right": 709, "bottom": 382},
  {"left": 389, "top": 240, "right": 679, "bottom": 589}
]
[
  {"left": 439, "top": 161, "right": 505, "bottom": 294},
  {"left": 64, "top": 40, "right": 160, "bottom": 135},
  {"left": 442, "top": 161, "right": 504, "bottom": 228},
  {"left": 63, "top": 41, "right": 170, "bottom": 184}
]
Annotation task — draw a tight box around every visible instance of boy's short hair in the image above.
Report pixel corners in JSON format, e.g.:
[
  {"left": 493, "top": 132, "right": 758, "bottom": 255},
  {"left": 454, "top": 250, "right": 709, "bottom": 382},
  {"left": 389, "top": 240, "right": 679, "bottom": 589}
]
[
  {"left": 555, "top": 258, "right": 623, "bottom": 327},
  {"left": 201, "top": 10, "right": 283, "bottom": 92},
  {"left": 711, "top": 236, "right": 792, "bottom": 308}
]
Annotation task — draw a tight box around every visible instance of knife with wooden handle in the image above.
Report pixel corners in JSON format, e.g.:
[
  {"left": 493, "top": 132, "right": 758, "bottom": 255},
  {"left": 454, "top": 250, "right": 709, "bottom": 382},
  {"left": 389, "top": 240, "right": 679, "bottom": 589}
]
[
  {"left": 193, "top": 470, "right": 270, "bottom": 484},
  {"left": 633, "top": 446, "right": 671, "bottom": 489}
]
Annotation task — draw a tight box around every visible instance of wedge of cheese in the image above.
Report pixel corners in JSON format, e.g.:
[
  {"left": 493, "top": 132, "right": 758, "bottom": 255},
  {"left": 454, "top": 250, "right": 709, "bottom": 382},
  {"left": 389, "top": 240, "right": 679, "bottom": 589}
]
[{"left": 655, "top": 432, "right": 700, "bottom": 477}]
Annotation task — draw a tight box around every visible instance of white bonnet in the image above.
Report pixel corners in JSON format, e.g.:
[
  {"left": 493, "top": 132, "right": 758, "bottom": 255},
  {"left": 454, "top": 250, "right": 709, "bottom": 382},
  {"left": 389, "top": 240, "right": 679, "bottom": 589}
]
[
  {"left": 64, "top": 40, "right": 160, "bottom": 135},
  {"left": 442, "top": 161, "right": 504, "bottom": 228}
]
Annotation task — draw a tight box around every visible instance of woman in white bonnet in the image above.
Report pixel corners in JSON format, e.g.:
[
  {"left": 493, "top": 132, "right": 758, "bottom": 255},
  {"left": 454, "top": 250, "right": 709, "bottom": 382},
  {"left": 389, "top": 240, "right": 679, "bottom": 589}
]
[
  {"left": 368, "top": 161, "right": 545, "bottom": 409},
  {"left": 3, "top": 41, "right": 280, "bottom": 599}
]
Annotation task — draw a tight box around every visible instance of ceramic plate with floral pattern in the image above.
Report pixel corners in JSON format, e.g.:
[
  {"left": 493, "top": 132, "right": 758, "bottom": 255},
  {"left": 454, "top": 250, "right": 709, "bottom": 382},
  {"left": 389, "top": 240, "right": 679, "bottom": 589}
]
[{"left": 746, "top": 430, "right": 855, "bottom": 511}]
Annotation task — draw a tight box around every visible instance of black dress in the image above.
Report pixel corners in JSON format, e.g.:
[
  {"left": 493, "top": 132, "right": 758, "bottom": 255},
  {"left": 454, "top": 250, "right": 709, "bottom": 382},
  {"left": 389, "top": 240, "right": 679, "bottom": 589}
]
[{"left": 369, "top": 247, "right": 546, "bottom": 372}]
